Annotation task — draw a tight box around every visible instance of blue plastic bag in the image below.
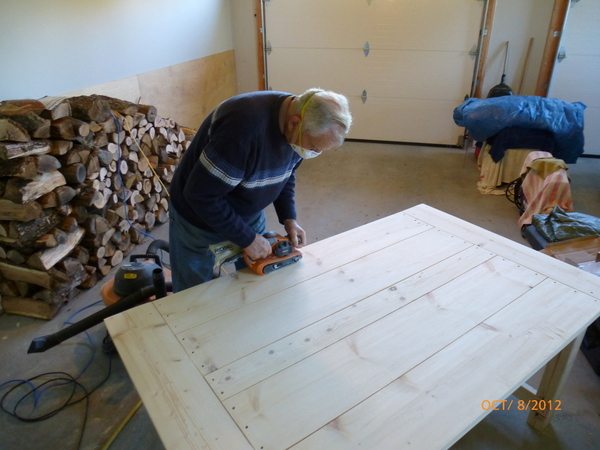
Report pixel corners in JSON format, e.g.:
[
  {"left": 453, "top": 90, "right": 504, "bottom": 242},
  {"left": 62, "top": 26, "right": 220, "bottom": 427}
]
[{"left": 453, "top": 96, "right": 586, "bottom": 163}]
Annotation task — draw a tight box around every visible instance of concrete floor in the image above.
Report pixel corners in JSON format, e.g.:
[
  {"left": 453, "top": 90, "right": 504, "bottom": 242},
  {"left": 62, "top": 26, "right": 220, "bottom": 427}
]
[{"left": 0, "top": 142, "right": 599, "bottom": 449}]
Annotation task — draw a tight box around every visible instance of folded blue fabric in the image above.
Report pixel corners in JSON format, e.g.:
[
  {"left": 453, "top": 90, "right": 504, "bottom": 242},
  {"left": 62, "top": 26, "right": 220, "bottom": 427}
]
[{"left": 453, "top": 96, "right": 586, "bottom": 163}]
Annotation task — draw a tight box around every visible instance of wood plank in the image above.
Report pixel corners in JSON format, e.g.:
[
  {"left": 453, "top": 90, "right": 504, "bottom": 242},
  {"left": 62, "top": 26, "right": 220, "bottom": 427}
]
[
  {"left": 292, "top": 279, "right": 600, "bottom": 450},
  {"left": 208, "top": 245, "right": 495, "bottom": 400},
  {"left": 179, "top": 228, "right": 472, "bottom": 374},
  {"left": 156, "top": 212, "right": 432, "bottom": 333},
  {"left": 404, "top": 204, "right": 600, "bottom": 298},
  {"left": 104, "top": 303, "right": 252, "bottom": 450},
  {"left": 223, "top": 256, "right": 543, "bottom": 449}
]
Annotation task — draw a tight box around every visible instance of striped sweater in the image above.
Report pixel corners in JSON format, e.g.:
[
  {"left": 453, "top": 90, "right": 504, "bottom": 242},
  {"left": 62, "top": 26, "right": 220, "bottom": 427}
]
[{"left": 169, "top": 91, "right": 302, "bottom": 248}]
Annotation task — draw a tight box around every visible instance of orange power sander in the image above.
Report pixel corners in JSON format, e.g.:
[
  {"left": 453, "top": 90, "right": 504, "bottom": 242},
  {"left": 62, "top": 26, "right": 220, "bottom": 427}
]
[{"left": 243, "top": 232, "right": 302, "bottom": 275}]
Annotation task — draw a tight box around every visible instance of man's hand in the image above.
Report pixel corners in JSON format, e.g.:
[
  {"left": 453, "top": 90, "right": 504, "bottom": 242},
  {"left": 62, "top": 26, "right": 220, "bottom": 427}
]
[
  {"left": 284, "top": 219, "right": 306, "bottom": 247},
  {"left": 243, "top": 234, "right": 272, "bottom": 261}
]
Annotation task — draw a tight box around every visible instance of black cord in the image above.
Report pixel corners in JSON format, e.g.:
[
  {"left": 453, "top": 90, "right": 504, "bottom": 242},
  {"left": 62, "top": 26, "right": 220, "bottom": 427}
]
[
  {"left": 505, "top": 176, "right": 525, "bottom": 214},
  {"left": 0, "top": 354, "right": 113, "bottom": 450}
]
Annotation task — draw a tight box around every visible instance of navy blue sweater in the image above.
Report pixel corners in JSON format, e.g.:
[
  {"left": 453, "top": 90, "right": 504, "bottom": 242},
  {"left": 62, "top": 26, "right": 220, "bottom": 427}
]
[{"left": 169, "top": 91, "right": 302, "bottom": 248}]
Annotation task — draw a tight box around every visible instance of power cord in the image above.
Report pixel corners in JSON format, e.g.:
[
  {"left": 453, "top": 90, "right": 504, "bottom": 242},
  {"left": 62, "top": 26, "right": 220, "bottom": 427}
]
[{"left": 0, "top": 300, "right": 113, "bottom": 450}]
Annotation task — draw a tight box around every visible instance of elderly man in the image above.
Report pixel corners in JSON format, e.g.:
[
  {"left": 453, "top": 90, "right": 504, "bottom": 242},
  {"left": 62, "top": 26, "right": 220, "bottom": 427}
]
[{"left": 168, "top": 88, "right": 352, "bottom": 292}]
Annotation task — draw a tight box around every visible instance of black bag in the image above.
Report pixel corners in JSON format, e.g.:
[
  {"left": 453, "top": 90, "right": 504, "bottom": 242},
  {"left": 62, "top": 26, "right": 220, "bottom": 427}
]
[{"left": 582, "top": 318, "right": 600, "bottom": 376}]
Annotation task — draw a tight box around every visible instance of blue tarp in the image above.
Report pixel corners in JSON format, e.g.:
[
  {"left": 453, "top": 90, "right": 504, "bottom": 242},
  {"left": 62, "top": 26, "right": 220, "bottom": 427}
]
[{"left": 453, "top": 96, "right": 586, "bottom": 163}]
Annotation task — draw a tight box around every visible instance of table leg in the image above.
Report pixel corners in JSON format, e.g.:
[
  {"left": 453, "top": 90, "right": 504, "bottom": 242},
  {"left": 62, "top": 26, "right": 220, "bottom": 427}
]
[{"left": 527, "top": 332, "right": 585, "bottom": 430}]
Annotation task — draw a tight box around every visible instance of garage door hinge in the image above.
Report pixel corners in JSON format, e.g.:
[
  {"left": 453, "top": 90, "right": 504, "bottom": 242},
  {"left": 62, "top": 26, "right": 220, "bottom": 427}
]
[
  {"left": 363, "top": 42, "right": 370, "bottom": 57},
  {"left": 469, "top": 44, "right": 479, "bottom": 58},
  {"left": 361, "top": 90, "right": 368, "bottom": 104},
  {"left": 265, "top": 41, "right": 272, "bottom": 55}
]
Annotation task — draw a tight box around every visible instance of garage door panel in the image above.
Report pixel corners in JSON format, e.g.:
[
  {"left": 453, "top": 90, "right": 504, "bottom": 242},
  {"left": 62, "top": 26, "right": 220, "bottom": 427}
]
[
  {"left": 366, "top": 51, "right": 475, "bottom": 100},
  {"left": 348, "top": 97, "right": 462, "bottom": 145},
  {"left": 265, "top": 0, "right": 367, "bottom": 49},
  {"left": 365, "top": 0, "right": 483, "bottom": 50},
  {"left": 267, "top": 49, "right": 365, "bottom": 94},
  {"left": 265, "top": 0, "right": 481, "bottom": 52},
  {"left": 268, "top": 48, "right": 474, "bottom": 102}
]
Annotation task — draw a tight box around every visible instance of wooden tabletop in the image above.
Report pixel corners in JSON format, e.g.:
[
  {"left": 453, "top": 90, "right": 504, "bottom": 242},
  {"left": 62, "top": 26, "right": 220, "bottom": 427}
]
[{"left": 105, "top": 204, "right": 600, "bottom": 450}]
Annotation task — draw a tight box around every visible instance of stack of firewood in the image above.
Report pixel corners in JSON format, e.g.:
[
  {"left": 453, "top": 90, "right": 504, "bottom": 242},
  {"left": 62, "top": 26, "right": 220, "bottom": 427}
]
[{"left": 0, "top": 95, "right": 193, "bottom": 319}]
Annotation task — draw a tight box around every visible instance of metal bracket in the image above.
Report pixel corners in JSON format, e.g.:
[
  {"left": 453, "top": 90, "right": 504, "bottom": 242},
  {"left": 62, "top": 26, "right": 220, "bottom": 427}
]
[
  {"left": 265, "top": 40, "right": 272, "bottom": 55},
  {"left": 469, "top": 44, "right": 479, "bottom": 58},
  {"left": 361, "top": 90, "right": 368, "bottom": 104},
  {"left": 557, "top": 48, "right": 567, "bottom": 62},
  {"left": 363, "top": 42, "right": 370, "bottom": 57}
]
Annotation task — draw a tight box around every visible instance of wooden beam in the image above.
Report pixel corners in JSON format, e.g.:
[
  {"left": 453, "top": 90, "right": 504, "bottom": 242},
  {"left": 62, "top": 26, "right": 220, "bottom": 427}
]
[
  {"left": 474, "top": 0, "right": 497, "bottom": 98},
  {"left": 535, "top": 0, "right": 570, "bottom": 97},
  {"left": 255, "top": 0, "right": 266, "bottom": 90}
]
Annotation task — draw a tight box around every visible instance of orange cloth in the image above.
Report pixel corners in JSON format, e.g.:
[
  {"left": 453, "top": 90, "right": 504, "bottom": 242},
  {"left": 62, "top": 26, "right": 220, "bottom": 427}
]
[{"left": 518, "top": 152, "right": 573, "bottom": 228}]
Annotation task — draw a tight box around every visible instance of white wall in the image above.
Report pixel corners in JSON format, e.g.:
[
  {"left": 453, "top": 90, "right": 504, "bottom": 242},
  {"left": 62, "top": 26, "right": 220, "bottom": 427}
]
[
  {"left": 0, "top": 0, "right": 234, "bottom": 99},
  {"left": 482, "top": 0, "right": 553, "bottom": 96},
  {"left": 231, "top": 0, "right": 260, "bottom": 93}
]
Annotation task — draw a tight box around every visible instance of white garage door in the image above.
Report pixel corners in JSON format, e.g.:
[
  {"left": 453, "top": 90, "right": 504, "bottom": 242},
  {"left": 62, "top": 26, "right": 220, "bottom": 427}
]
[
  {"left": 549, "top": 0, "right": 600, "bottom": 156},
  {"left": 263, "top": 0, "right": 484, "bottom": 145}
]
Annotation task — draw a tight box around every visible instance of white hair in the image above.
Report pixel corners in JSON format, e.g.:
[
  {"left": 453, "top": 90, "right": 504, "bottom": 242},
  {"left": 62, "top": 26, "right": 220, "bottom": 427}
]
[{"left": 295, "top": 88, "right": 352, "bottom": 146}]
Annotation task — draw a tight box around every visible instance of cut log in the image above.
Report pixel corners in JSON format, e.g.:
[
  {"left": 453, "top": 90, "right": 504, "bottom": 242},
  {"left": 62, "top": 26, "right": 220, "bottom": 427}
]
[
  {"left": 33, "top": 286, "right": 78, "bottom": 305},
  {"left": 0, "top": 118, "right": 31, "bottom": 142},
  {"left": 85, "top": 215, "right": 111, "bottom": 236},
  {"left": 70, "top": 246, "right": 90, "bottom": 265},
  {"left": 26, "top": 227, "right": 84, "bottom": 271},
  {"left": 0, "top": 261, "right": 59, "bottom": 289},
  {"left": 0, "top": 102, "right": 50, "bottom": 138},
  {"left": 0, "top": 141, "right": 50, "bottom": 160},
  {"left": 86, "top": 155, "right": 100, "bottom": 180},
  {"left": 38, "top": 96, "right": 72, "bottom": 120},
  {"left": 97, "top": 96, "right": 138, "bottom": 116},
  {"left": 50, "top": 117, "right": 90, "bottom": 140},
  {"left": 1, "top": 296, "right": 62, "bottom": 320},
  {"left": 110, "top": 250, "right": 123, "bottom": 267},
  {"left": 0, "top": 155, "right": 61, "bottom": 179},
  {"left": 79, "top": 267, "right": 98, "bottom": 289},
  {"left": 6, "top": 249, "right": 26, "bottom": 265},
  {"left": 48, "top": 140, "right": 72, "bottom": 156},
  {"left": 155, "top": 207, "right": 169, "bottom": 224},
  {"left": 97, "top": 149, "right": 113, "bottom": 166},
  {"left": 58, "top": 215, "right": 79, "bottom": 233},
  {"left": 34, "top": 234, "right": 57, "bottom": 249},
  {"left": 62, "top": 163, "right": 87, "bottom": 184},
  {"left": 8, "top": 210, "right": 61, "bottom": 244},
  {"left": 68, "top": 95, "right": 113, "bottom": 123},
  {"left": 94, "top": 131, "right": 108, "bottom": 148},
  {"left": 55, "top": 186, "right": 77, "bottom": 205},
  {"left": 101, "top": 228, "right": 115, "bottom": 246},
  {"left": 71, "top": 205, "right": 90, "bottom": 224},
  {"left": 38, "top": 191, "right": 58, "bottom": 208},
  {"left": 143, "top": 211, "right": 156, "bottom": 229},
  {"left": 4, "top": 171, "right": 66, "bottom": 203},
  {"left": 0, "top": 199, "right": 43, "bottom": 221}
]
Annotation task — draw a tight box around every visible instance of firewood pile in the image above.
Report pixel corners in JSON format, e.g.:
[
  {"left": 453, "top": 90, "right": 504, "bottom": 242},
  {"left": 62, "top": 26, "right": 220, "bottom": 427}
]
[{"left": 0, "top": 95, "right": 194, "bottom": 319}]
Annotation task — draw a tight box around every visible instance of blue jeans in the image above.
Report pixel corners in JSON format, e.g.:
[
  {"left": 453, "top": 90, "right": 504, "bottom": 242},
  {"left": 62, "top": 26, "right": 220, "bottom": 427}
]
[{"left": 168, "top": 206, "right": 266, "bottom": 292}]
